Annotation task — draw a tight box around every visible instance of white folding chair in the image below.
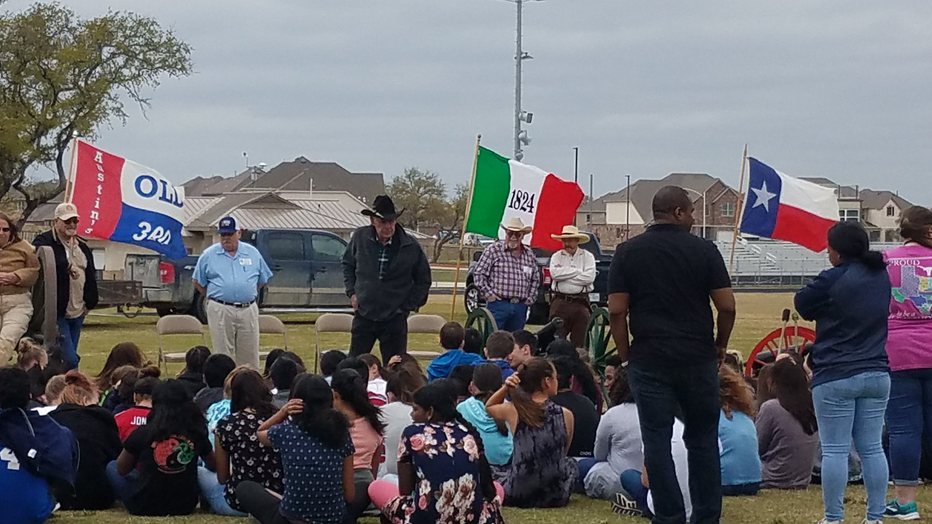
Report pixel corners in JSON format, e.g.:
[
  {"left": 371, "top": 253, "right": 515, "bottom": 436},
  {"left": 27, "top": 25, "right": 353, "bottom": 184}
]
[
  {"left": 406, "top": 314, "right": 447, "bottom": 358},
  {"left": 156, "top": 315, "right": 209, "bottom": 370},
  {"left": 314, "top": 313, "right": 354, "bottom": 373}
]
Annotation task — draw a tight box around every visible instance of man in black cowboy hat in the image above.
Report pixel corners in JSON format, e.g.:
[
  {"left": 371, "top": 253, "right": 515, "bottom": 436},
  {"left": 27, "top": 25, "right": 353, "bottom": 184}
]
[{"left": 342, "top": 195, "right": 432, "bottom": 361}]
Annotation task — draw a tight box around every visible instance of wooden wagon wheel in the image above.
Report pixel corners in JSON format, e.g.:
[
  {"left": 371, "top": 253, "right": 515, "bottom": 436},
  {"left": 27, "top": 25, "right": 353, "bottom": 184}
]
[
  {"left": 586, "top": 307, "right": 614, "bottom": 379},
  {"left": 465, "top": 307, "right": 498, "bottom": 348},
  {"left": 744, "top": 326, "right": 817, "bottom": 377}
]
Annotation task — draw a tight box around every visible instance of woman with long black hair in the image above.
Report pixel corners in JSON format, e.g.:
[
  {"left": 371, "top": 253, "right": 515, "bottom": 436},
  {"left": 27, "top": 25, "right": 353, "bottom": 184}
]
[
  {"left": 106, "top": 379, "right": 215, "bottom": 516},
  {"left": 368, "top": 380, "right": 504, "bottom": 524},
  {"left": 237, "top": 374, "right": 355, "bottom": 524},
  {"left": 331, "top": 368, "right": 385, "bottom": 523},
  {"left": 795, "top": 221, "right": 891, "bottom": 524},
  {"left": 486, "top": 357, "right": 577, "bottom": 508}
]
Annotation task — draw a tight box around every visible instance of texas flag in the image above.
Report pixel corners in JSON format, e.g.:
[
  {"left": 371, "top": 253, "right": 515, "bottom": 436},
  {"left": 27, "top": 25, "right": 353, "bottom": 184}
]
[{"left": 739, "top": 158, "right": 839, "bottom": 252}]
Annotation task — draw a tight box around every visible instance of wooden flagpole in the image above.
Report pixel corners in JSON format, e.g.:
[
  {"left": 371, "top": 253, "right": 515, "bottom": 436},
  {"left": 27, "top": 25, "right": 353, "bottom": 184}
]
[
  {"left": 450, "top": 134, "right": 482, "bottom": 319},
  {"left": 63, "top": 133, "right": 80, "bottom": 203},
  {"left": 728, "top": 144, "right": 748, "bottom": 275}
]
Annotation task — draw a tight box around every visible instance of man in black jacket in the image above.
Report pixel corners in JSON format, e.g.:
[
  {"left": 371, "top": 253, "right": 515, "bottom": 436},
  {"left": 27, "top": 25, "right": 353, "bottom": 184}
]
[
  {"left": 343, "top": 195, "right": 431, "bottom": 361},
  {"left": 33, "top": 203, "right": 99, "bottom": 370}
]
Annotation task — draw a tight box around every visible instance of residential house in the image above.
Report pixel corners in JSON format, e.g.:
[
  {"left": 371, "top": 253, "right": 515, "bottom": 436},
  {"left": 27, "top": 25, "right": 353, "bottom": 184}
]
[
  {"left": 859, "top": 189, "right": 913, "bottom": 242},
  {"left": 799, "top": 177, "right": 862, "bottom": 224},
  {"left": 578, "top": 173, "right": 739, "bottom": 248}
]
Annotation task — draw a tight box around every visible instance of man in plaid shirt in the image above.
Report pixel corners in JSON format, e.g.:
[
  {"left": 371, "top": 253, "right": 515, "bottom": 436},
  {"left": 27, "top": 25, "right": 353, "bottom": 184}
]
[{"left": 473, "top": 217, "right": 541, "bottom": 331}]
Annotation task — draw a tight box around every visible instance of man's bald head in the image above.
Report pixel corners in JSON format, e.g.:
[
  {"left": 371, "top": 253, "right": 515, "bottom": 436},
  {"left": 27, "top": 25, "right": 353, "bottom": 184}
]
[{"left": 652, "top": 186, "right": 695, "bottom": 228}]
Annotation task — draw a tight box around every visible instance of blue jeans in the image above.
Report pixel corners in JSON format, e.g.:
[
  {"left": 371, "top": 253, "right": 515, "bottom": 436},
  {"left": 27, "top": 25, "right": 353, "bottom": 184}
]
[
  {"left": 628, "top": 359, "right": 721, "bottom": 524},
  {"left": 105, "top": 460, "right": 139, "bottom": 502},
  {"left": 576, "top": 457, "right": 598, "bottom": 493},
  {"left": 486, "top": 300, "right": 528, "bottom": 332},
  {"left": 620, "top": 469, "right": 649, "bottom": 513},
  {"left": 57, "top": 316, "right": 85, "bottom": 370},
  {"left": 198, "top": 466, "right": 247, "bottom": 517},
  {"left": 812, "top": 371, "right": 890, "bottom": 522},
  {"left": 886, "top": 368, "right": 932, "bottom": 486}
]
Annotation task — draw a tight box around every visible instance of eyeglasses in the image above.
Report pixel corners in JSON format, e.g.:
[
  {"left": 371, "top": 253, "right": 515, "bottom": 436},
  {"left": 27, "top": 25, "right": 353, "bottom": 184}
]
[
  {"left": 63, "top": 218, "right": 79, "bottom": 225},
  {"left": 0, "top": 228, "right": 10, "bottom": 232},
  {"left": 505, "top": 231, "right": 524, "bottom": 238}
]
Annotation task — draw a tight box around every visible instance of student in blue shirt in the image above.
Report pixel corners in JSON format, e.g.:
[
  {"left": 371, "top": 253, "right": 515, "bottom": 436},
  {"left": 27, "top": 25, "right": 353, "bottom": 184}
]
[
  {"left": 718, "top": 367, "right": 761, "bottom": 496},
  {"left": 426, "top": 321, "right": 483, "bottom": 381},
  {"left": 0, "top": 367, "right": 55, "bottom": 524},
  {"left": 483, "top": 330, "right": 517, "bottom": 380},
  {"left": 193, "top": 216, "right": 272, "bottom": 370}
]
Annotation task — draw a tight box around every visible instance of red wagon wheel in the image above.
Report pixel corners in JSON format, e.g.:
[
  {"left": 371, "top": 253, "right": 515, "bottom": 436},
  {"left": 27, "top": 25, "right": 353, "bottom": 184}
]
[{"left": 744, "top": 326, "right": 817, "bottom": 377}]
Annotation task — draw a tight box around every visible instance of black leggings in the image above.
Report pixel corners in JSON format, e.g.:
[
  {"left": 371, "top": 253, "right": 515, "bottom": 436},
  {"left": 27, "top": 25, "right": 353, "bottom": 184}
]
[
  {"left": 236, "top": 481, "right": 291, "bottom": 524},
  {"left": 344, "top": 469, "right": 374, "bottom": 524}
]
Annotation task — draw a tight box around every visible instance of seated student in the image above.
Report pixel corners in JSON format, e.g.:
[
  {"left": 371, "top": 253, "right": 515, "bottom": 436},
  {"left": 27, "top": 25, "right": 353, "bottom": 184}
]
[
  {"left": 385, "top": 353, "right": 426, "bottom": 379},
  {"left": 238, "top": 374, "right": 355, "bottom": 524},
  {"left": 368, "top": 380, "right": 505, "bottom": 524},
  {"left": 114, "top": 377, "right": 159, "bottom": 441},
  {"left": 261, "top": 349, "right": 286, "bottom": 378},
  {"left": 269, "top": 355, "right": 301, "bottom": 409},
  {"left": 99, "top": 365, "right": 138, "bottom": 414},
  {"left": 112, "top": 365, "right": 160, "bottom": 414},
  {"left": 550, "top": 356, "right": 599, "bottom": 459},
  {"left": 201, "top": 369, "right": 283, "bottom": 517},
  {"left": 457, "top": 363, "right": 514, "bottom": 480},
  {"left": 358, "top": 354, "right": 389, "bottom": 401},
  {"left": 508, "top": 329, "right": 538, "bottom": 370},
  {"left": 339, "top": 357, "right": 388, "bottom": 407},
  {"left": 718, "top": 367, "right": 762, "bottom": 496},
  {"left": 545, "top": 339, "right": 602, "bottom": 412},
  {"left": 616, "top": 417, "right": 692, "bottom": 520},
  {"left": 463, "top": 327, "right": 484, "bottom": 355},
  {"left": 107, "top": 379, "right": 216, "bottom": 516},
  {"left": 194, "top": 353, "right": 237, "bottom": 412},
  {"left": 484, "top": 330, "right": 517, "bottom": 379},
  {"left": 427, "top": 321, "right": 483, "bottom": 381},
  {"left": 581, "top": 365, "right": 643, "bottom": 500},
  {"left": 94, "top": 342, "right": 147, "bottom": 410},
  {"left": 448, "top": 364, "right": 476, "bottom": 405},
  {"left": 603, "top": 354, "right": 623, "bottom": 391},
  {"left": 756, "top": 359, "right": 819, "bottom": 490},
  {"left": 379, "top": 368, "right": 426, "bottom": 481},
  {"left": 0, "top": 368, "right": 61, "bottom": 524},
  {"left": 43, "top": 371, "right": 122, "bottom": 511},
  {"left": 486, "top": 357, "right": 577, "bottom": 508},
  {"left": 15, "top": 338, "right": 51, "bottom": 403},
  {"left": 332, "top": 369, "right": 385, "bottom": 523},
  {"left": 207, "top": 366, "right": 250, "bottom": 452},
  {"left": 177, "top": 345, "right": 210, "bottom": 399},
  {"left": 320, "top": 350, "right": 348, "bottom": 384}
]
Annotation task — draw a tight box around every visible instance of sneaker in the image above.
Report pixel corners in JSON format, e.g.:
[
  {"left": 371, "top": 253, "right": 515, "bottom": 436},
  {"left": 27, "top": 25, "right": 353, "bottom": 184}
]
[
  {"left": 862, "top": 520, "right": 882, "bottom": 524},
  {"left": 611, "top": 492, "right": 642, "bottom": 517},
  {"left": 816, "top": 520, "right": 841, "bottom": 524},
  {"left": 884, "top": 500, "right": 920, "bottom": 521}
]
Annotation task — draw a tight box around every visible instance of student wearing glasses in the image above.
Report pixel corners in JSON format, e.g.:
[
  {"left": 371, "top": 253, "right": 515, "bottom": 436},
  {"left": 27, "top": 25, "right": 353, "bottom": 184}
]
[
  {"left": 0, "top": 212, "right": 40, "bottom": 365},
  {"left": 473, "top": 217, "right": 541, "bottom": 332},
  {"left": 33, "top": 202, "right": 99, "bottom": 370}
]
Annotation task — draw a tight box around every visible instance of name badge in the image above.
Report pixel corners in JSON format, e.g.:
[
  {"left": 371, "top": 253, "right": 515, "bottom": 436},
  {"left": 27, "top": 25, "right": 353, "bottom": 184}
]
[
  {"left": 239, "top": 258, "right": 253, "bottom": 266},
  {"left": 522, "top": 266, "right": 533, "bottom": 275}
]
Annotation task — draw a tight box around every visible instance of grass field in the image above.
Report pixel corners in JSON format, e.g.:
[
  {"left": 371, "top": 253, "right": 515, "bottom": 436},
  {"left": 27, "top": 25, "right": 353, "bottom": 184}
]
[{"left": 56, "top": 293, "right": 931, "bottom": 524}]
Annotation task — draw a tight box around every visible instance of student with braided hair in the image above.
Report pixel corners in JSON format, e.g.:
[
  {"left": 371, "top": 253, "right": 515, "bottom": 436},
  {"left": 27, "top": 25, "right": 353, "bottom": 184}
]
[{"left": 368, "top": 379, "right": 504, "bottom": 524}]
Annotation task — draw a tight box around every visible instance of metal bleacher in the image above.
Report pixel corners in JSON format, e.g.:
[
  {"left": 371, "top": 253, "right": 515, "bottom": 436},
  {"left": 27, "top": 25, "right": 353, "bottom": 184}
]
[{"left": 714, "top": 239, "right": 901, "bottom": 287}]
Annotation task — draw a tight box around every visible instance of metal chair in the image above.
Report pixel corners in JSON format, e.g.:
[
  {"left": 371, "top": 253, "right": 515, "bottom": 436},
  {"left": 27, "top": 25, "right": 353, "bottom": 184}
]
[
  {"left": 406, "top": 314, "right": 447, "bottom": 358},
  {"left": 157, "top": 315, "right": 209, "bottom": 370},
  {"left": 258, "top": 315, "right": 289, "bottom": 359},
  {"left": 314, "top": 313, "right": 354, "bottom": 373}
]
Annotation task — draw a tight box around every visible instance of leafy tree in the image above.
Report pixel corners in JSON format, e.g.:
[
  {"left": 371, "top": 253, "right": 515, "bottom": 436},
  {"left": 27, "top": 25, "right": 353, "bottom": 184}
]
[
  {"left": 430, "top": 184, "right": 468, "bottom": 262},
  {"left": 386, "top": 167, "right": 447, "bottom": 233},
  {"left": 0, "top": 2, "right": 193, "bottom": 223}
]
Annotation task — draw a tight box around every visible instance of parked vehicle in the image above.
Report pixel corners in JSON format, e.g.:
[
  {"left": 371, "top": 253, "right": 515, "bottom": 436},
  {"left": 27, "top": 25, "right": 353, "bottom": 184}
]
[
  {"left": 463, "top": 232, "right": 612, "bottom": 325},
  {"left": 125, "top": 229, "right": 352, "bottom": 323}
]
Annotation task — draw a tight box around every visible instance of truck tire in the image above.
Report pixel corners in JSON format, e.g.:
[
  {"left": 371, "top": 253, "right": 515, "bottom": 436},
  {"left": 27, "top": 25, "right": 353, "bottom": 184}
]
[
  {"left": 192, "top": 293, "right": 209, "bottom": 325},
  {"left": 156, "top": 307, "right": 177, "bottom": 318}
]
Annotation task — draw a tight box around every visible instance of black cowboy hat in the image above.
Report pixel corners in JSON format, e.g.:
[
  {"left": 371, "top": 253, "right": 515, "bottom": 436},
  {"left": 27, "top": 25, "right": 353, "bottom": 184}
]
[{"left": 361, "top": 195, "right": 404, "bottom": 220}]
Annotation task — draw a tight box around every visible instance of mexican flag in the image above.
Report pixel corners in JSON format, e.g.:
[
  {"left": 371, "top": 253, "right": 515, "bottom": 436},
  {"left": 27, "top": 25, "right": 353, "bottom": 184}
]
[{"left": 465, "top": 146, "right": 585, "bottom": 251}]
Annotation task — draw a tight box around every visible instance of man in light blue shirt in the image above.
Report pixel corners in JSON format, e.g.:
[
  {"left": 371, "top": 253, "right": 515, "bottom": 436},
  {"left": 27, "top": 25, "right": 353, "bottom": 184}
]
[{"left": 193, "top": 216, "right": 272, "bottom": 369}]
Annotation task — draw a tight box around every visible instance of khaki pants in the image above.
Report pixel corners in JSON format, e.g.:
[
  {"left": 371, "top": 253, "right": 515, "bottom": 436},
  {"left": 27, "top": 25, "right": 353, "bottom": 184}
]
[
  {"left": 206, "top": 300, "right": 260, "bottom": 370},
  {"left": 549, "top": 296, "right": 591, "bottom": 348},
  {"left": 0, "top": 293, "right": 33, "bottom": 365}
]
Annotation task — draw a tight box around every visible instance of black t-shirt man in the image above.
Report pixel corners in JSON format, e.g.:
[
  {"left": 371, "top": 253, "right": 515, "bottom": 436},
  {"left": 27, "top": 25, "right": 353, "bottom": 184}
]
[{"left": 552, "top": 391, "right": 599, "bottom": 458}]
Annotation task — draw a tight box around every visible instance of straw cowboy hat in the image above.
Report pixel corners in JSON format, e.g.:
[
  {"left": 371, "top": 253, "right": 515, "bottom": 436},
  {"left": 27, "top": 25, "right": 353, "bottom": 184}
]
[
  {"left": 500, "top": 217, "right": 533, "bottom": 233},
  {"left": 551, "top": 225, "right": 590, "bottom": 243},
  {"left": 361, "top": 195, "right": 404, "bottom": 220}
]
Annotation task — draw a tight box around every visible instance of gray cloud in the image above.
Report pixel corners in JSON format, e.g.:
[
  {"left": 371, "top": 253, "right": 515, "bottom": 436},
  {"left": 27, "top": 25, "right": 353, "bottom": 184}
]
[{"left": 8, "top": 0, "right": 932, "bottom": 204}]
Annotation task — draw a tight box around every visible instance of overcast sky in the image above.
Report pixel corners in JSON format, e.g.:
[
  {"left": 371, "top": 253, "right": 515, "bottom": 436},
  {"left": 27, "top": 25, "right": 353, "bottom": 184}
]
[{"left": 9, "top": 0, "right": 932, "bottom": 204}]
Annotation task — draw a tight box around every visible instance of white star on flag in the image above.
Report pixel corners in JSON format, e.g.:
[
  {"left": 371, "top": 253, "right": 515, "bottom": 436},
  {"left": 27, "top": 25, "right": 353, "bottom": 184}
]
[{"left": 751, "top": 181, "right": 777, "bottom": 212}]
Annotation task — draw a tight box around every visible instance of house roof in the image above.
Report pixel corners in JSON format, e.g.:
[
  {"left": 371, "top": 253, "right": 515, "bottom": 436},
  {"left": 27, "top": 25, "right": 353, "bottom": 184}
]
[
  {"left": 859, "top": 189, "right": 913, "bottom": 211},
  {"left": 186, "top": 192, "right": 370, "bottom": 231},
  {"left": 245, "top": 157, "right": 384, "bottom": 204},
  {"left": 799, "top": 177, "right": 858, "bottom": 199},
  {"left": 588, "top": 173, "right": 725, "bottom": 218},
  {"left": 183, "top": 168, "right": 265, "bottom": 197}
]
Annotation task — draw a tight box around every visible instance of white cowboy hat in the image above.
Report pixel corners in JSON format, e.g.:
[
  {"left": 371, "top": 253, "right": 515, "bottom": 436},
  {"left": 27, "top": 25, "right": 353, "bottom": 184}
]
[
  {"left": 550, "top": 225, "right": 590, "bottom": 243},
  {"left": 500, "top": 217, "right": 533, "bottom": 233}
]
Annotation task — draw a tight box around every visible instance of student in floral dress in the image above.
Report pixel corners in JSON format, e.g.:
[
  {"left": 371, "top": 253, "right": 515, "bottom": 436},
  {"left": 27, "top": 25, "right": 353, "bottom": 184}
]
[{"left": 368, "top": 380, "right": 504, "bottom": 524}]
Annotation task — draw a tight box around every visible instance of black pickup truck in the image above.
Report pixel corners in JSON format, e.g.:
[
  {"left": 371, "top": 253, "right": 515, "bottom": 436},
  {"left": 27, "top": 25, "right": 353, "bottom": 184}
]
[
  {"left": 125, "top": 229, "right": 352, "bottom": 323},
  {"left": 464, "top": 232, "right": 612, "bottom": 325}
]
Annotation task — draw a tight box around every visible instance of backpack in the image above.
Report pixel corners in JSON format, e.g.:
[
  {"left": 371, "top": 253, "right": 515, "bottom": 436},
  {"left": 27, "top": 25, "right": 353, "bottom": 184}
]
[{"left": 0, "top": 407, "right": 79, "bottom": 490}]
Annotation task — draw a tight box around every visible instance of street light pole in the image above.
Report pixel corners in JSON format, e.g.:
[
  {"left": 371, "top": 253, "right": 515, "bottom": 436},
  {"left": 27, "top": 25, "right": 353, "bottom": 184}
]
[
  {"left": 573, "top": 147, "right": 579, "bottom": 184},
  {"left": 625, "top": 174, "right": 631, "bottom": 240}
]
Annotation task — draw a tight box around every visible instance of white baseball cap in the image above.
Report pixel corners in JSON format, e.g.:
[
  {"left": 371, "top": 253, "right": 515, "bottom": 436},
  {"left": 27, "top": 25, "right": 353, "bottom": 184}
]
[{"left": 54, "top": 203, "right": 79, "bottom": 221}]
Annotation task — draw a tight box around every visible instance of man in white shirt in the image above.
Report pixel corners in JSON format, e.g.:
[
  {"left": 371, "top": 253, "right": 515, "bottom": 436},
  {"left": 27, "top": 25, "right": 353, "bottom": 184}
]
[{"left": 549, "top": 225, "right": 597, "bottom": 347}]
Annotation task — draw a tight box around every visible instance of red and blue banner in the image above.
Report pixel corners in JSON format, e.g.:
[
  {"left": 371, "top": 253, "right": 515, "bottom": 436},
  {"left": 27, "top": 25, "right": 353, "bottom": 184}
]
[{"left": 70, "top": 140, "right": 187, "bottom": 259}]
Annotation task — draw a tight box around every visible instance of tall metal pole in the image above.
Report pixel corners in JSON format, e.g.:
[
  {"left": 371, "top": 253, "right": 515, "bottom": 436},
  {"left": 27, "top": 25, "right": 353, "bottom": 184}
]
[
  {"left": 625, "top": 174, "right": 631, "bottom": 240},
  {"left": 573, "top": 147, "right": 579, "bottom": 184},
  {"left": 513, "top": 0, "right": 523, "bottom": 160},
  {"left": 589, "top": 173, "right": 594, "bottom": 228}
]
